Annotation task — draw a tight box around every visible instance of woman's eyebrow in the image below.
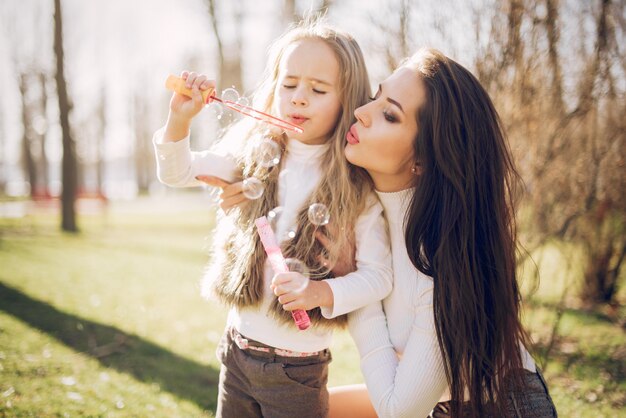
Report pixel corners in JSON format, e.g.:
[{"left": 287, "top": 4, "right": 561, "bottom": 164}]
[
  {"left": 386, "top": 97, "right": 404, "bottom": 113},
  {"left": 379, "top": 84, "right": 405, "bottom": 113}
]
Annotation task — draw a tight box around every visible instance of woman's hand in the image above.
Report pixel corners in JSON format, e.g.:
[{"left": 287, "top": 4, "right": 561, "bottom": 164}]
[
  {"left": 271, "top": 272, "right": 333, "bottom": 311},
  {"left": 316, "top": 228, "right": 356, "bottom": 277},
  {"left": 195, "top": 175, "right": 247, "bottom": 212}
]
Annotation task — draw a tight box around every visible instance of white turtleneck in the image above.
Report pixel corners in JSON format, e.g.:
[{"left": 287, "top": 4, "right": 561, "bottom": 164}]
[
  {"left": 153, "top": 130, "right": 392, "bottom": 352},
  {"left": 348, "top": 188, "right": 536, "bottom": 418}
]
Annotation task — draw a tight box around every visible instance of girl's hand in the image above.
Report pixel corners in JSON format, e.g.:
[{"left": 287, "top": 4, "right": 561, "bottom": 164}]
[
  {"left": 195, "top": 176, "right": 247, "bottom": 212},
  {"left": 316, "top": 228, "right": 356, "bottom": 277},
  {"left": 170, "top": 71, "right": 215, "bottom": 118},
  {"left": 271, "top": 272, "right": 333, "bottom": 311},
  {"left": 164, "top": 71, "right": 215, "bottom": 141}
]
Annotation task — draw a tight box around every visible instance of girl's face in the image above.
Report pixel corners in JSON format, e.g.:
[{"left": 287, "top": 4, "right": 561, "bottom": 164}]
[
  {"left": 274, "top": 39, "right": 342, "bottom": 145},
  {"left": 345, "top": 67, "right": 426, "bottom": 192}
]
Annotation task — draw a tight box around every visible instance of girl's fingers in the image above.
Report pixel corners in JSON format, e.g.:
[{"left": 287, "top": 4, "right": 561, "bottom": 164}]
[
  {"left": 271, "top": 274, "right": 292, "bottom": 287},
  {"left": 281, "top": 301, "right": 299, "bottom": 311},
  {"left": 278, "top": 293, "right": 296, "bottom": 305},
  {"left": 273, "top": 285, "right": 283, "bottom": 296},
  {"left": 191, "top": 85, "right": 203, "bottom": 104},
  {"left": 200, "top": 79, "right": 216, "bottom": 91},
  {"left": 180, "top": 71, "right": 214, "bottom": 91},
  {"left": 193, "top": 75, "right": 207, "bottom": 90},
  {"left": 186, "top": 72, "right": 197, "bottom": 88}
]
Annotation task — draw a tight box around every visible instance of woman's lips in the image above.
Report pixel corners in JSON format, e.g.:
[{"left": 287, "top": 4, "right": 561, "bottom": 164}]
[{"left": 346, "top": 125, "right": 360, "bottom": 144}]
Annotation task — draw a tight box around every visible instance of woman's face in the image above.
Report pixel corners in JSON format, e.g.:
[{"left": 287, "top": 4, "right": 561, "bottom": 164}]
[{"left": 344, "top": 66, "right": 426, "bottom": 192}]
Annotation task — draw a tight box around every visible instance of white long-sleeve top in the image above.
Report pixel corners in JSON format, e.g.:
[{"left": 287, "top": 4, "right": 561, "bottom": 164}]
[
  {"left": 153, "top": 129, "right": 392, "bottom": 352},
  {"left": 348, "top": 188, "right": 536, "bottom": 418}
]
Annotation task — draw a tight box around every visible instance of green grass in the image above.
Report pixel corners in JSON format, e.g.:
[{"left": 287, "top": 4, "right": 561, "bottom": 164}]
[
  {"left": 0, "top": 196, "right": 360, "bottom": 417},
  {"left": 519, "top": 242, "right": 626, "bottom": 417},
  {"left": 0, "top": 196, "right": 624, "bottom": 417}
]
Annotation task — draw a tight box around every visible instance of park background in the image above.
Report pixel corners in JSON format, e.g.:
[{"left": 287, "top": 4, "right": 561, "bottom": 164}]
[{"left": 0, "top": 0, "right": 624, "bottom": 416}]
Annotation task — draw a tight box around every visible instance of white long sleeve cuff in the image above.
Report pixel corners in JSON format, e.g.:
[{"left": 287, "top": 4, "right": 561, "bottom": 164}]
[
  {"left": 153, "top": 127, "right": 239, "bottom": 187},
  {"left": 320, "top": 197, "right": 393, "bottom": 319}
]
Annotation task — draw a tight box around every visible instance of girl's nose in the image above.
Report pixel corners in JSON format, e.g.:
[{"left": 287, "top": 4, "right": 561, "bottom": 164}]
[{"left": 291, "top": 87, "right": 308, "bottom": 106}]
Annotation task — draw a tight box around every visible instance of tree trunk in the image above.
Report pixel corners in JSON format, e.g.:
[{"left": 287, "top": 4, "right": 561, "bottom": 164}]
[
  {"left": 0, "top": 103, "right": 5, "bottom": 194},
  {"left": 54, "top": 0, "right": 78, "bottom": 232},
  {"left": 545, "top": 0, "right": 565, "bottom": 115},
  {"left": 38, "top": 72, "right": 49, "bottom": 195},
  {"left": 283, "top": 0, "right": 297, "bottom": 24},
  {"left": 582, "top": 241, "right": 618, "bottom": 305},
  {"left": 206, "top": 0, "right": 243, "bottom": 91},
  {"left": 205, "top": 0, "right": 243, "bottom": 127},
  {"left": 133, "top": 93, "right": 150, "bottom": 194},
  {"left": 19, "top": 74, "right": 37, "bottom": 197},
  {"left": 96, "top": 87, "right": 106, "bottom": 195}
]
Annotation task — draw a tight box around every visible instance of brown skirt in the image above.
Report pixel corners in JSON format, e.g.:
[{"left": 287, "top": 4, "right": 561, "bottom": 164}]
[{"left": 428, "top": 368, "right": 558, "bottom": 418}]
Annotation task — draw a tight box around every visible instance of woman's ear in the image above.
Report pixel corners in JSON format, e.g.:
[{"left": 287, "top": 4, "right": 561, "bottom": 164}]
[{"left": 411, "top": 162, "right": 423, "bottom": 176}]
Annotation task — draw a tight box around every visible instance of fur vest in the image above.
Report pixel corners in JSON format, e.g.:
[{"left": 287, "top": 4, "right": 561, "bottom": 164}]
[{"left": 202, "top": 182, "right": 348, "bottom": 330}]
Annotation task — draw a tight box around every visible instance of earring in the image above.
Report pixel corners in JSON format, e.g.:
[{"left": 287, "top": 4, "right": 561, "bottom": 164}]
[{"left": 411, "top": 164, "right": 419, "bottom": 175}]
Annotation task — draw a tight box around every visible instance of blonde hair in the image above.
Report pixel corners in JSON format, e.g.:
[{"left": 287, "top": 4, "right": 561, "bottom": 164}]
[{"left": 205, "top": 18, "right": 373, "bottom": 323}]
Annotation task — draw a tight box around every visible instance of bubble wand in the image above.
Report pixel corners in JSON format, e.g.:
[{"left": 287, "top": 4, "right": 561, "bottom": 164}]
[
  {"left": 255, "top": 216, "right": 311, "bottom": 331},
  {"left": 165, "top": 75, "right": 304, "bottom": 134}
]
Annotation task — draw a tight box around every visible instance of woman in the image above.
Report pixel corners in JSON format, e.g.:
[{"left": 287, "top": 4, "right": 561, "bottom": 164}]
[
  {"left": 326, "top": 48, "right": 558, "bottom": 417},
  {"left": 208, "top": 47, "right": 558, "bottom": 417}
]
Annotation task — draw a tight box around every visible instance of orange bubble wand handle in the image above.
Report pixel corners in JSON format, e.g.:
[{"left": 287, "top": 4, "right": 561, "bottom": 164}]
[
  {"left": 165, "top": 75, "right": 303, "bottom": 134},
  {"left": 165, "top": 74, "right": 214, "bottom": 104}
]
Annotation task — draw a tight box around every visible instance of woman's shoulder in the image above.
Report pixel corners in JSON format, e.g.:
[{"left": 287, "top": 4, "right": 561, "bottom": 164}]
[{"left": 354, "top": 192, "right": 385, "bottom": 221}]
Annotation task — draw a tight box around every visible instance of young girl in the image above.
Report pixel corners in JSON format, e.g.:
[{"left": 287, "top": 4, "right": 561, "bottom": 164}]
[
  {"left": 153, "top": 21, "right": 392, "bottom": 418},
  {"left": 278, "top": 48, "right": 558, "bottom": 417}
]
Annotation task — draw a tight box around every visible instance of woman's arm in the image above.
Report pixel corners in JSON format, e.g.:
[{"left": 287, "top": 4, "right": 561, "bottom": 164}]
[
  {"left": 272, "top": 197, "right": 393, "bottom": 314},
  {"left": 320, "top": 198, "right": 393, "bottom": 318},
  {"left": 329, "top": 384, "right": 377, "bottom": 418},
  {"left": 348, "top": 289, "right": 448, "bottom": 418}
]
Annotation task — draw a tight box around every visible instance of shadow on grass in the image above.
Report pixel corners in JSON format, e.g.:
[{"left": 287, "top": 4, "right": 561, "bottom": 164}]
[
  {"left": 535, "top": 338, "right": 626, "bottom": 382},
  {"left": 526, "top": 298, "right": 619, "bottom": 325},
  {"left": 0, "top": 281, "right": 219, "bottom": 412}
]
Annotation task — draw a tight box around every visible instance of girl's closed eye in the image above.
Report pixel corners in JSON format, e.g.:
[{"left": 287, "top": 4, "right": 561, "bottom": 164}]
[
  {"left": 283, "top": 84, "right": 297, "bottom": 89},
  {"left": 313, "top": 88, "right": 327, "bottom": 94}
]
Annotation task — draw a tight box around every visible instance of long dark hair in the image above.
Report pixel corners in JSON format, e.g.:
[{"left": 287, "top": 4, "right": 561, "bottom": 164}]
[{"left": 404, "top": 48, "right": 530, "bottom": 417}]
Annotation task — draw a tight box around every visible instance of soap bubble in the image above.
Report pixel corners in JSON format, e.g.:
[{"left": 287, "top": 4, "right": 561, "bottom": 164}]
[
  {"left": 284, "top": 258, "right": 309, "bottom": 292},
  {"left": 216, "top": 88, "right": 241, "bottom": 121},
  {"left": 242, "top": 177, "right": 264, "bottom": 199},
  {"left": 236, "top": 96, "right": 250, "bottom": 108},
  {"left": 256, "top": 139, "right": 281, "bottom": 168},
  {"left": 268, "top": 206, "right": 283, "bottom": 229},
  {"left": 285, "top": 228, "right": 297, "bottom": 240},
  {"left": 212, "top": 104, "right": 224, "bottom": 120},
  {"left": 285, "top": 258, "right": 309, "bottom": 277},
  {"left": 307, "top": 203, "right": 330, "bottom": 226},
  {"left": 221, "top": 87, "right": 240, "bottom": 103}
]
